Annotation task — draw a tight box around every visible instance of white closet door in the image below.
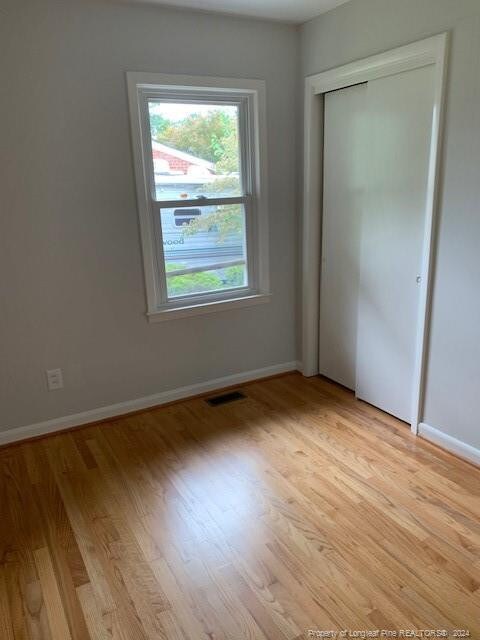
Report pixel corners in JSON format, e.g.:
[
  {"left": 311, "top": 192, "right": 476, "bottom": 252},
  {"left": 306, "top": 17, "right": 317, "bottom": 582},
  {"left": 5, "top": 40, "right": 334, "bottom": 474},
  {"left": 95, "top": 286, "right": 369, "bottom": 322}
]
[
  {"left": 319, "top": 83, "right": 367, "bottom": 389},
  {"left": 355, "top": 65, "right": 434, "bottom": 422}
]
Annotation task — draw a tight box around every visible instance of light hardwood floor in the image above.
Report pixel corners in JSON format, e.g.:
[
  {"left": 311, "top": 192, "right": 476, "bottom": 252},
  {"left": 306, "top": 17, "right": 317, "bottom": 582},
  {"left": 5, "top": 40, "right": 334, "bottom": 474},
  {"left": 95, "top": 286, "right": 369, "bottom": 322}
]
[{"left": 1, "top": 373, "right": 479, "bottom": 639}]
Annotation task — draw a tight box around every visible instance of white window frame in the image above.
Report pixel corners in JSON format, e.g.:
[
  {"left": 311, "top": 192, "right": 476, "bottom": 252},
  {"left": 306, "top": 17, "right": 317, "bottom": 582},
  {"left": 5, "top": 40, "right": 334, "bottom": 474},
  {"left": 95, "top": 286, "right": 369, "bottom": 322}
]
[{"left": 127, "top": 72, "right": 270, "bottom": 321}]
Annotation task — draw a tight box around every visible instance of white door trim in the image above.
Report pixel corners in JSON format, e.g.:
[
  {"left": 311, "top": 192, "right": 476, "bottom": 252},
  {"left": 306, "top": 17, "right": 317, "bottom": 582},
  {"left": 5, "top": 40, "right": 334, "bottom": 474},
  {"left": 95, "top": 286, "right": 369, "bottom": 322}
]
[{"left": 301, "top": 33, "right": 449, "bottom": 434}]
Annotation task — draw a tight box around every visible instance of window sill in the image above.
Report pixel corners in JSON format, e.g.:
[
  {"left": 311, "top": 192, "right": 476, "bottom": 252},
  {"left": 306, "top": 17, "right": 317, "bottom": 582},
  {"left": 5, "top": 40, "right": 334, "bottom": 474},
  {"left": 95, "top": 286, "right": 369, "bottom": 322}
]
[{"left": 147, "top": 293, "right": 271, "bottom": 322}]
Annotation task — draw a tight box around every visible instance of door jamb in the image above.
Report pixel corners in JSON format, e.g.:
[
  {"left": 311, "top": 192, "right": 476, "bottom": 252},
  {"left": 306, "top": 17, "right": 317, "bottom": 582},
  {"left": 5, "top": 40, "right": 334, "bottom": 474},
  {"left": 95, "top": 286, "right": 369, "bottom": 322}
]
[{"left": 301, "top": 33, "right": 449, "bottom": 434}]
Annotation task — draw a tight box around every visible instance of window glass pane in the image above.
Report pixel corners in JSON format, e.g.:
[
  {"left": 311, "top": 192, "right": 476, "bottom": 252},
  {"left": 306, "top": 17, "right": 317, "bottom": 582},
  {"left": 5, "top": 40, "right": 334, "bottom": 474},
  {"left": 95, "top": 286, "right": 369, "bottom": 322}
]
[
  {"left": 148, "top": 101, "right": 242, "bottom": 201},
  {"left": 160, "top": 204, "right": 247, "bottom": 298}
]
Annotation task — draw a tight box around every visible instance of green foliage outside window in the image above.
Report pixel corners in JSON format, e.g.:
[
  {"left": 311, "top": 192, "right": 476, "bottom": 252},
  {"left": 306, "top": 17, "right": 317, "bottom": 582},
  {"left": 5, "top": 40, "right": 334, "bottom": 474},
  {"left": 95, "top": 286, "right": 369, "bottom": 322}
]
[
  {"left": 156, "top": 111, "right": 239, "bottom": 169},
  {"left": 183, "top": 204, "right": 244, "bottom": 242},
  {"left": 166, "top": 263, "right": 245, "bottom": 297},
  {"left": 150, "top": 114, "right": 171, "bottom": 138}
]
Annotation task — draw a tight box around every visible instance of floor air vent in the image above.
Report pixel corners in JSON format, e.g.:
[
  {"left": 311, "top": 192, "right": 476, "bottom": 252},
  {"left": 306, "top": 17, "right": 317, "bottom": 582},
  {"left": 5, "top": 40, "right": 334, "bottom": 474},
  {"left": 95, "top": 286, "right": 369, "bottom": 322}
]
[{"left": 206, "top": 390, "right": 246, "bottom": 406}]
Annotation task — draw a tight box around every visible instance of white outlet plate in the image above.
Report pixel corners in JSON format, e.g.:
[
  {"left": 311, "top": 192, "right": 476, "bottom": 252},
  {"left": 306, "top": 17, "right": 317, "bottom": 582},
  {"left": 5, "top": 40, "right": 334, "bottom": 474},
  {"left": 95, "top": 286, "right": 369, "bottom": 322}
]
[{"left": 46, "top": 368, "right": 64, "bottom": 391}]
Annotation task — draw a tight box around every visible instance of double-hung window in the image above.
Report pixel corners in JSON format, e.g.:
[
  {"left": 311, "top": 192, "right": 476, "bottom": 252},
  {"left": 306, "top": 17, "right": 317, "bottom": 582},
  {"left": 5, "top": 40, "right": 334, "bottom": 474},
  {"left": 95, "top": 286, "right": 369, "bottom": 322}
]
[{"left": 127, "top": 73, "right": 270, "bottom": 320}]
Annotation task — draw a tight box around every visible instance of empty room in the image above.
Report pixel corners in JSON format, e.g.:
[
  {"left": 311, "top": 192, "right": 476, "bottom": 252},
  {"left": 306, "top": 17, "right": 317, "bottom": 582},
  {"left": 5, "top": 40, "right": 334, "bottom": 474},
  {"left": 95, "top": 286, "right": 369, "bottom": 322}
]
[{"left": 1, "top": 0, "right": 480, "bottom": 637}]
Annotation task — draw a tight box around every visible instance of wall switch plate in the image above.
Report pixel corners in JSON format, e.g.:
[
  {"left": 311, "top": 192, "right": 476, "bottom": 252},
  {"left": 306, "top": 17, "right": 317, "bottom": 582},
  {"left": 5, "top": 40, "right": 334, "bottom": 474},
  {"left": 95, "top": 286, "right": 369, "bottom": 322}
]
[{"left": 46, "top": 368, "right": 64, "bottom": 391}]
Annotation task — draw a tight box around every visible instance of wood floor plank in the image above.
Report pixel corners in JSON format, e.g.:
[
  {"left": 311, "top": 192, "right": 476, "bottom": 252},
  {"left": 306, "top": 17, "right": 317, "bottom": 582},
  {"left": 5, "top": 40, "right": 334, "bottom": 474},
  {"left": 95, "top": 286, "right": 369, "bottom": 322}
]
[
  {"left": 1, "top": 373, "right": 479, "bottom": 638},
  {"left": 3, "top": 562, "right": 30, "bottom": 640},
  {"left": 34, "top": 547, "right": 72, "bottom": 640},
  {"left": 76, "top": 583, "right": 112, "bottom": 640},
  {"left": 23, "top": 579, "right": 53, "bottom": 640},
  {"left": 34, "top": 449, "right": 90, "bottom": 640},
  {"left": 0, "top": 566, "right": 15, "bottom": 640}
]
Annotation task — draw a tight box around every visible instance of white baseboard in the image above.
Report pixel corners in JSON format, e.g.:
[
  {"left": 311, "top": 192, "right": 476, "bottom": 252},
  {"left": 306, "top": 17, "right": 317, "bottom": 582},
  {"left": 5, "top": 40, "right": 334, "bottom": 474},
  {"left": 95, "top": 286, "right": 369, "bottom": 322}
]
[
  {"left": 0, "top": 361, "right": 298, "bottom": 447},
  {"left": 418, "top": 422, "right": 480, "bottom": 467}
]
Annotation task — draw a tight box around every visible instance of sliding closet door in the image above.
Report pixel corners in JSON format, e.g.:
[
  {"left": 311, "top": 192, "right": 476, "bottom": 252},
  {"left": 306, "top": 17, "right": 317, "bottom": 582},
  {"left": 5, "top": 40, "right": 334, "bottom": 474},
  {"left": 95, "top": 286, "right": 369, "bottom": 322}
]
[
  {"left": 319, "top": 84, "right": 367, "bottom": 389},
  {"left": 355, "top": 65, "right": 435, "bottom": 422}
]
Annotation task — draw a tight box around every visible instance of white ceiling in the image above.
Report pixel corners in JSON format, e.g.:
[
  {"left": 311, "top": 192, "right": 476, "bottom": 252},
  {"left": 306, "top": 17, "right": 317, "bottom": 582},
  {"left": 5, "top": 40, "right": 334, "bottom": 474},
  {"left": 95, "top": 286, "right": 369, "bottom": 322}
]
[{"left": 132, "top": 0, "right": 351, "bottom": 24}]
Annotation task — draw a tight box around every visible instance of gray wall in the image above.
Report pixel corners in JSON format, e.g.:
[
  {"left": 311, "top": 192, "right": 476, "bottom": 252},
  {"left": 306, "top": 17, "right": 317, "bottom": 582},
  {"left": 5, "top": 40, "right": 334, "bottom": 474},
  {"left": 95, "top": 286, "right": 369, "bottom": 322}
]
[
  {"left": 0, "top": 0, "right": 298, "bottom": 431},
  {"left": 301, "top": 0, "right": 480, "bottom": 449}
]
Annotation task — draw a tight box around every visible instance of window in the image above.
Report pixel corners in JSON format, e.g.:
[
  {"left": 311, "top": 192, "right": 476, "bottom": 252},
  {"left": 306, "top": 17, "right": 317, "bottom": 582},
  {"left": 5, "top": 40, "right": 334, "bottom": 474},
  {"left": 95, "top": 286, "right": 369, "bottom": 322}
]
[{"left": 127, "top": 73, "right": 270, "bottom": 320}]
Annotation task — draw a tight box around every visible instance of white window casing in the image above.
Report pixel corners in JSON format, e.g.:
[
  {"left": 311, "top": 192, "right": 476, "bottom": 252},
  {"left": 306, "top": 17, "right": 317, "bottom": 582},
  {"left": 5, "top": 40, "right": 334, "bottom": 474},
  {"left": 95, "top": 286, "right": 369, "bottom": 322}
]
[{"left": 126, "top": 73, "right": 270, "bottom": 321}]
